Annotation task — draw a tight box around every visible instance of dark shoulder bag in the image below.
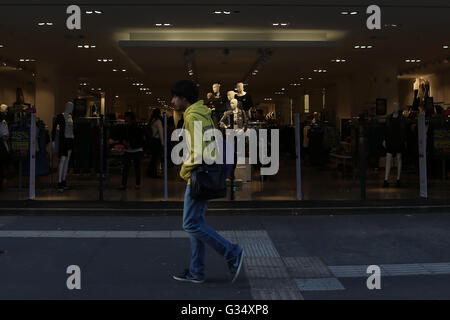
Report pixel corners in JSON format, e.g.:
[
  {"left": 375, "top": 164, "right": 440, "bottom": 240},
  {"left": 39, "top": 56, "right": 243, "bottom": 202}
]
[
  {"left": 190, "top": 163, "right": 227, "bottom": 200},
  {"left": 187, "top": 118, "right": 227, "bottom": 200}
]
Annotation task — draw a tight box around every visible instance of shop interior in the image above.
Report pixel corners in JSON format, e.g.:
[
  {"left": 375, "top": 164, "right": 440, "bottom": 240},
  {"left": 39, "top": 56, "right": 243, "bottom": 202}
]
[{"left": 0, "top": 2, "right": 450, "bottom": 201}]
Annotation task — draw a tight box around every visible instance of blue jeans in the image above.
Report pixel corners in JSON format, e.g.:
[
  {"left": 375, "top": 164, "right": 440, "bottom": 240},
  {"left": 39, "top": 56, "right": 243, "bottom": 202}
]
[{"left": 183, "top": 184, "right": 241, "bottom": 280}]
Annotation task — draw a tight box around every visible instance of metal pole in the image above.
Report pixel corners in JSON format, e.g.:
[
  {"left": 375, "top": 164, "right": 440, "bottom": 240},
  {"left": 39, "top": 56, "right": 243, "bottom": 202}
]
[
  {"left": 418, "top": 114, "right": 428, "bottom": 198},
  {"left": 294, "top": 113, "right": 302, "bottom": 200},
  {"left": 29, "top": 112, "right": 36, "bottom": 200},
  {"left": 99, "top": 115, "right": 104, "bottom": 201},
  {"left": 359, "top": 120, "right": 366, "bottom": 200},
  {"left": 164, "top": 112, "right": 168, "bottom": 201}
]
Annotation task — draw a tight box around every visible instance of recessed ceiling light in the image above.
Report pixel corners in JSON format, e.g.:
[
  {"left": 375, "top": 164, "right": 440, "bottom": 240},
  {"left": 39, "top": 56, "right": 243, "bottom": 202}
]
[
  {"left": 94, "top": 10, "right": 103, "bottom": 14},
  {"left": 273, "top": 22, "right": 289, "bottom": 27},
  {"left": 443, "top": 45, "right": 449, "bottom": 49},
  {"left": 350, "top": 11, "right": 358, "bottom": 15},
  {"left": 214, "top": 11, "right": 222, "bottom": 14},
  {"left": 224, "top": 11, "right": 231, "bottom": 15},
  {"left": 354, "top": 45, "right": 373, "bottom": 49},
  {"left": 341, "top": 11, "right": 349, "bottom": 15},
  {"left": 38, "top": 22, "right": 45, "bottom": 26},
  {"left": 122, "top": 69, "right": 126, "bottom": 72},
  {"left": 86, "top": 11, "right": 93, "bottom": 14},
  {"left": 0, "top": 44, "right": 4, "bottom": 48},
  {"left": 113, "top": 69, "right": 117, "bottom": 72},
  {"left": 46, "top": 22, "right": 53, "bottom": 26},
  {"left": 115, "top": 95, "right": 119, "bottom": 98}
]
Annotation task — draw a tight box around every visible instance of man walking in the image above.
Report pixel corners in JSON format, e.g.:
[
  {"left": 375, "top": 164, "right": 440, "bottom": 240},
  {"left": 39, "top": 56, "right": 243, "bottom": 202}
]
[{"left": 171, "top": 80, "right": 244, "bottom": 284}]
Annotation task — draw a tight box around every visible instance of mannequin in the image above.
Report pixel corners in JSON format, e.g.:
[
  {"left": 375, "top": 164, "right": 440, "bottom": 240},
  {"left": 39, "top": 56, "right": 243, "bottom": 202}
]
[
  {"left": 220, "top": 99, "right": 248, "bottom": 131},
  {"left": 226, "top": 90, "right": 242, "bottom": 111},
  {"left": 52, "top": 102, "right": 75, "bottom": 192},
  {"left": 0, "top": 104, "right": 7, "bottom": 115},
  {"left": 235, "top": 82, "right": 253, "bottom": 118},
  {"left": 220, "top": 99, "right": 248, "bottom": 183},
  {"left": 312, "top": 112, "right": 320, "bottom": 124},
  {"left": 383, "top": 103, "right": 406, "bottom": 188},
  {"left": 210, "top": 83, "right": 227, "bottom": 128}
]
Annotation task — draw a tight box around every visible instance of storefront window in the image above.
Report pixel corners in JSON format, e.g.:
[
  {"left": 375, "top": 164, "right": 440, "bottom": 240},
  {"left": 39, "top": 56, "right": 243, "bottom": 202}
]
[{"left": 0, "top": 3, "right": 449, "bottom": 202}]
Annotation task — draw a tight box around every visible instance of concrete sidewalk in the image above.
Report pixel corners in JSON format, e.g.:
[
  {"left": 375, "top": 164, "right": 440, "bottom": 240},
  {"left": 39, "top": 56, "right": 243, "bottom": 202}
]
[
  {"left": 1, "top": 213, "right": 450, "bottom": 299},
  {"left": 1, "top": 198, "right": 450, "bottom": 216}
]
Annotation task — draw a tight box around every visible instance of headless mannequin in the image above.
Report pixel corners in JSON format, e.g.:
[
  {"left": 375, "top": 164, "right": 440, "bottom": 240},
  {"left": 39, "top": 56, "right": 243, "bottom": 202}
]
[
  {"left": 383, "top": 103, "right": 403, "bottom": 188},
  {"left": 57, "top": 102, "right": 74, "bottom": 191}
]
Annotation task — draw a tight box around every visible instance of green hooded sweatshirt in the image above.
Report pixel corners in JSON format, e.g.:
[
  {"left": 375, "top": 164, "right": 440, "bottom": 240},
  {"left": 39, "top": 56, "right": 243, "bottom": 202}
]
[{"left": 180, "top": 100, "right": 216, "bottom": 184}]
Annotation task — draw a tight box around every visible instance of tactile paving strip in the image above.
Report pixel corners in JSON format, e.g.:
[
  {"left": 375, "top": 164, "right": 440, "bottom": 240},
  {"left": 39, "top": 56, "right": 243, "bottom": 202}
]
[
  {"left": 248, "top": 278, "right": 298, "bottom": 290},
  {"left": 244, "top": 257, "right": 290, "bottom": 279},
  {"left": 234, "top": 230, "right": 280, "bottom": 258},
  {"left": 329, "top": 263, "right": 450, "bottom": 278},
  {"left": 295, "top": 278, "right": 345, "bottom": 291},
  {"left": 251, "top": 289, "right": 303, "bottom": 300},
  {"left": 422, "top": 263, "right": 450, "bottom": 275},
  {"left": 328, "top": 265, "right": 376, "bottom": 278},
  {"left": 283, "top": 257, "right": 333, "bottom": 278}
]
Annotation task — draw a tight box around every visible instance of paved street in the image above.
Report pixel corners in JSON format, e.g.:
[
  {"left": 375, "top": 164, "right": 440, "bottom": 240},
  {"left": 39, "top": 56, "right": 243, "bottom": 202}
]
[{"left": 1, "top": 212, "right": 450, "bottom": 300}]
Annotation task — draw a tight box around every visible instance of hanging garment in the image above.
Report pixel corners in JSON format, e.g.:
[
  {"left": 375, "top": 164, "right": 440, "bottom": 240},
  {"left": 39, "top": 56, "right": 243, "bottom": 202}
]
[
  {"left": 52, "top": 113, "right": 74, "bottom": 157},
  {"left": 385, "top": 114, "right": 406, "bottom": 156}
]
